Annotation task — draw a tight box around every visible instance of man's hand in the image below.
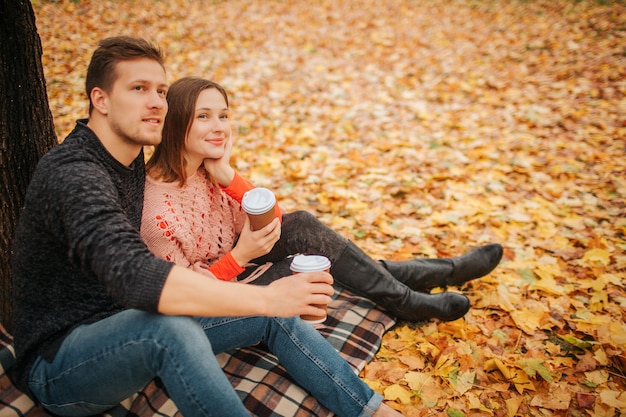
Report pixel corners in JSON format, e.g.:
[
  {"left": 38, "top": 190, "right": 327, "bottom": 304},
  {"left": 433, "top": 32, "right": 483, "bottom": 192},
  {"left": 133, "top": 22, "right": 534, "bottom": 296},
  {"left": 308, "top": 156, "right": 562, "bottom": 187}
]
[
  {"left": 159, "top": 266, "right": 332, "bottom": 319},
  {"left": 263, "top": 272, "right": 334, "bottom": 318}
]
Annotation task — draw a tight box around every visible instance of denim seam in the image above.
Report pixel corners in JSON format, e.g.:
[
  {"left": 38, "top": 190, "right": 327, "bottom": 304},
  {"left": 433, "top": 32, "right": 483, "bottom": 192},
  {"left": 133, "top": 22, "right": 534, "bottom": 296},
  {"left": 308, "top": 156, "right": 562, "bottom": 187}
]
[
  {"left": 275, "top": 318, "right": 369, "bottom": 411},
  {"left": 150, "top": 338, "right": 217, "bottom": 417}
]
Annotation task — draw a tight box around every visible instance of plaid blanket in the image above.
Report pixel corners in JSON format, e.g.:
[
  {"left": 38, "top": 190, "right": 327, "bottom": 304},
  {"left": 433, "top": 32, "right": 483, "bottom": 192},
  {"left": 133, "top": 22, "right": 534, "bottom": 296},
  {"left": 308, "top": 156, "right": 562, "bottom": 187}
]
[{"left": 0, "top": 288, "right": 395, "bottom": 417}]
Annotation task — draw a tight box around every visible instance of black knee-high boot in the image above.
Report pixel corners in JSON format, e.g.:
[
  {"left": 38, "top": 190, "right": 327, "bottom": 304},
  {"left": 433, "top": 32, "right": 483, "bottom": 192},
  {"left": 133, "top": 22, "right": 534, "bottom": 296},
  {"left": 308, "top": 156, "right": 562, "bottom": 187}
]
[
  {"left": 379, "top": 244, "right": 503, "bottom": 292},
  {"left": 331, "top": 241, "right": 470, "bottom": 322}
]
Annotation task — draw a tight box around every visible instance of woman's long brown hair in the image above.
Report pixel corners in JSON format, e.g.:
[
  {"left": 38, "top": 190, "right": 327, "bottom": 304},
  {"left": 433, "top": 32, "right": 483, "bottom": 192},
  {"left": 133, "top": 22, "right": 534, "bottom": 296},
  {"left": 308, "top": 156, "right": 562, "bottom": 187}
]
[{"left": 146, "top": 77, "right": 229, "bottom": 186}]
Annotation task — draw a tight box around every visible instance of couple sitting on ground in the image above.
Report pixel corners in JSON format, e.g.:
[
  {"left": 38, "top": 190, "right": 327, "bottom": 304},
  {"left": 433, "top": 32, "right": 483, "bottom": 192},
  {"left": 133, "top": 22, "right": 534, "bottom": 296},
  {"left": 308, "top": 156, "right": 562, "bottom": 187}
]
[{"left": 12, "top": 36, "right": 502, "bottom": 417}]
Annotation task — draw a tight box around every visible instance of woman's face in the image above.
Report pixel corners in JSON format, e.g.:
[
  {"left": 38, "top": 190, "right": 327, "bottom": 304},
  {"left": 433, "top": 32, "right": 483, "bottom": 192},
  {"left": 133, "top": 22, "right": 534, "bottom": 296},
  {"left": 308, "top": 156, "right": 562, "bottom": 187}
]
[{"left": 183, "top": 87, "right": 231, "bottom": 169}]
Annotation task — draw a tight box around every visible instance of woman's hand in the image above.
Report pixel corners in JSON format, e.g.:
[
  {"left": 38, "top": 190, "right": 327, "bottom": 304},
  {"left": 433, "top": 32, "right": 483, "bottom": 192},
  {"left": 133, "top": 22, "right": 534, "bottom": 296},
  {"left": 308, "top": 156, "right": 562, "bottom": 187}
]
[
  {"left": 203, "top": 136, "right": 234, "bottom": 186},
  {"left": 230, "top": 217, "right": 281, "bottom": 266}
]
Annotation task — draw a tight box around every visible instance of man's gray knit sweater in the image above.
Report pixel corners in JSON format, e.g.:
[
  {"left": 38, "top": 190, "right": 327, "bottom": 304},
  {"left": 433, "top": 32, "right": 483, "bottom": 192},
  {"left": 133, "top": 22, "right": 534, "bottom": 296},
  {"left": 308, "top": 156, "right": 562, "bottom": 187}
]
[{"left": 11, "top": 120, "right": 173, "bottom": 394}]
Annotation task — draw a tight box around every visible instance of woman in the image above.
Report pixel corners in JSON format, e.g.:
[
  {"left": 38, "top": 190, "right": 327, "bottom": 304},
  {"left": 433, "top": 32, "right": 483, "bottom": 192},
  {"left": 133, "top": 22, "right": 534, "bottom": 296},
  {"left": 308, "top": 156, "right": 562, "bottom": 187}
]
[{"left": 141, "top": 77, "right": 503, "bottom": 322}]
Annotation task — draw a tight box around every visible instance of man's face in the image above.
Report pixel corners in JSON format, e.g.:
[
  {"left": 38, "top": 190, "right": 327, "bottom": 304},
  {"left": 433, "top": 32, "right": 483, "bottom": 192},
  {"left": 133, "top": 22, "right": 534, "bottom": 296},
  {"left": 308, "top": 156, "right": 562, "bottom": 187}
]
[{"left": 106, "top": 58, "right": 168, "bottom": 147}]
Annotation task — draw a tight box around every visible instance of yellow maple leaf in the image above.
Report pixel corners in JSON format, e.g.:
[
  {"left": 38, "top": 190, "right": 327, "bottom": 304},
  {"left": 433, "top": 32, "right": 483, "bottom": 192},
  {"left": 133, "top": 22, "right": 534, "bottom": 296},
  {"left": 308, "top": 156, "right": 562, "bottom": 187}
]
[
  {"left": 433, "top": 353, "right": 457, "bottom": 378},
  {"left": 578, "top": 273, "right": 616, "bottom": 292},
  {"left": 437, "top": 319, "right": 467, "bottom": 339},
  {"left": 451, "top": 370, "right": 475, "bottom": 395},
  {"left": 530, "top": 274, "right": 568, "bottom": 296},
  {"left": 509, "top": 299, "right": 550, "bottom": 334},
  {"left": 383, "top": 384, "right": 413, "bottom": 404},
  {"left": 593, "top": 348, "right": 610, "bottom": 366},
  {"left": 416, "top": 341, "right": 441, "bottom": 358},
  {"left": 362, "top": 377, "right": 384, "bottom": 392},
  {"left": 393, "top": 325, "right": 420, "bottom": 346},
  {"left": 608, "top": 321, "right": 626, "bottom": 348},
  {"left": 506, "top": 395, "right": 523, "bottom": 417},
  {"left": 474, "top": 281, "right": 519, "bottom": 311},
  {"left": 375, "top": 343, "right": 398, "bottom": 360},
  {"left": 584, "top": 369, "right": 609, "bottom": 385},
  {"left": 466, "top": 392, "right": 494, "bottom": 415},
  {"left": 531, "top": 260, "right": 573, "bottom": 295},
  {"left": 484, "top": 358, "right": 535, "bottom": 394},
  {"left": 580, "top": 248, "right": 611, "bottom": 266},
  {"left": 588, "top": 290, "right": 608, "bottom": 310},
  {"left": 598, "top": 389, "right": 626, "bottom": 409},
  {"left": 529, "top": 384, "right": 572, "bottom": 410},
  {"left": 496, "top": 283, "right": 521, "bottom": 312},
  {"left": 403, "top": 371, "right": 431, "bottom": 391},
  {"left": 536, "top": 220, "right": 558, "bottom": 239}
]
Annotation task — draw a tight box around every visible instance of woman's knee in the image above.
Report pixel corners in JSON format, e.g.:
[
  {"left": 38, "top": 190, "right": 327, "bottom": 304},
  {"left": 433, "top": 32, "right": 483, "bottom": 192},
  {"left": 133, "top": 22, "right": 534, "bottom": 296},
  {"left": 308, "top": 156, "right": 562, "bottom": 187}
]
[
  {"left": 283, "top": 210, "right": 324, "bottom": 230},
  {"left": 280, "top": 211, "right": 347, "bottom": 256}
]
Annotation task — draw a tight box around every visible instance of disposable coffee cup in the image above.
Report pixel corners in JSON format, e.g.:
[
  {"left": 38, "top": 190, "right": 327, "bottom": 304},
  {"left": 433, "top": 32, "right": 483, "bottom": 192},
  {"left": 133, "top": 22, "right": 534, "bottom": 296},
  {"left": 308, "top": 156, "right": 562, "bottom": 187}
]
[
  {"left": 241, "top": 187, "right": 277, "bottom": 231},
  {"left": 290, "top": 254, "right": 332, "bottom": 324}
]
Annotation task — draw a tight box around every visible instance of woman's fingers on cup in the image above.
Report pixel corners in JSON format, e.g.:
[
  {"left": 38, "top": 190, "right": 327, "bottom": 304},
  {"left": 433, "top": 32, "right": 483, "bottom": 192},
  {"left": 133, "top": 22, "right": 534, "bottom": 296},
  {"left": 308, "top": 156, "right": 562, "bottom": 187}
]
[
  {"left": 274, "top": 220, "right": 281, "bottom": 239},
  {"left": 267, "top": 218, "right": 281, "bottom": 240},
  {"left": 256, "top": 217, "right": 280, "bottom": 235},
  {"left": 254, "top": 219, "right": 280, "bottom": 248}
]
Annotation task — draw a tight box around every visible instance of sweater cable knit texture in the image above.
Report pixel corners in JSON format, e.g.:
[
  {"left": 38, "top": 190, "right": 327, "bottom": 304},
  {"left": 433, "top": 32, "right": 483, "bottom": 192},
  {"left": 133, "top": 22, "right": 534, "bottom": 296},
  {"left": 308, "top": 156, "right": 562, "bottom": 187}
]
[{"left": 142, "top": 169, "right": 247, "bottom": 280}]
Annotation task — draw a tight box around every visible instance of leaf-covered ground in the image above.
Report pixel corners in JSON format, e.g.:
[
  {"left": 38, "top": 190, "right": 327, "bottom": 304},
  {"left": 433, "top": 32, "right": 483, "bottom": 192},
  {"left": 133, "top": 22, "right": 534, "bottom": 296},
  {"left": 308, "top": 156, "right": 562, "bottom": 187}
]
[{"left": 33, "top": 0, "right": 625, "bottom": 415}]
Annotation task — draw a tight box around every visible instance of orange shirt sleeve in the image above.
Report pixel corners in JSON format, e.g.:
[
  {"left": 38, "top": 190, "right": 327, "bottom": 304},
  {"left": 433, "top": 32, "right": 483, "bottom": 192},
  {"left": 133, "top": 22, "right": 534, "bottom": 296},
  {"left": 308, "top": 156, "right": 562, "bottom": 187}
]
[
  {"left": 210, "top": 172, "right": 283, "bottom": 281},
  {"left": 207, "top": 252, "right": 245, "bottom": 281},
  {"left": 220, "top": 171, "right": 254, "bottom": 203},
  {"left": 220, "top": 171, "right": 282, "bottom": 222}
]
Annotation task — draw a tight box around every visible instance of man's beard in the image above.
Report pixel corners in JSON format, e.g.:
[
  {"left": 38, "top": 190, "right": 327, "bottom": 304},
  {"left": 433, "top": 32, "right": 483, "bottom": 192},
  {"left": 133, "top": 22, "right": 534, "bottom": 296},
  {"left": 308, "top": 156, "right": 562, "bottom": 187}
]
[{"left": 111, "top": 118, "right": 162, "bottom": 147}]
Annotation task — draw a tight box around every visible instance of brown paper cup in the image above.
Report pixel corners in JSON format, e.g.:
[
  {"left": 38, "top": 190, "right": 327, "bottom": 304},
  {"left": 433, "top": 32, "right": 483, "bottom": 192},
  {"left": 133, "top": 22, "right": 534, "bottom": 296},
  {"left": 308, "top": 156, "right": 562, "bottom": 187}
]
[
  {"left": 290, "top": 255, "right": 332, "bottom": 324},
  {"left": 247, "top": 209, "right": 276, "bottom": 231},
  {"left": 242, "top": 188, "right": 276, "bottom": 231}
]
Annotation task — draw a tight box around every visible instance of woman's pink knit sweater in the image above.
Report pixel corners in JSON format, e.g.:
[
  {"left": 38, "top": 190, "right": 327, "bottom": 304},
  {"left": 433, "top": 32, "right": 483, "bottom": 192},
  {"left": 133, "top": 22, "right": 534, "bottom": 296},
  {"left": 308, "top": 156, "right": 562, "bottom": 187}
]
[{"left": 141, "top": 168, "right": 250, "bottom": 280}]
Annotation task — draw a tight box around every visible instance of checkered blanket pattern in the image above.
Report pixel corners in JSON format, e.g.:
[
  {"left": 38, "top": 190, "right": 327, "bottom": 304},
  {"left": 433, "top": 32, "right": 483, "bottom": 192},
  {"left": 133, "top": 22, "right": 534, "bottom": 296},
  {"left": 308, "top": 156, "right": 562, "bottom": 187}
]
[{"left": 0, "top": 288, "right": 395, "bottom": 417}]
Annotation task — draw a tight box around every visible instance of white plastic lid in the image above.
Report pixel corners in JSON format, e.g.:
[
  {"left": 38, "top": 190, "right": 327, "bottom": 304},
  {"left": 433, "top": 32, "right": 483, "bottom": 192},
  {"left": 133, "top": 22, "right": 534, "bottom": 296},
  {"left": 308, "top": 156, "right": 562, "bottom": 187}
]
[
  {"left": 290, "top": 254, "right": 331, "bottom": 273},
  {"left": 241, "top": 187, "right": 276, "bottom": 215}
]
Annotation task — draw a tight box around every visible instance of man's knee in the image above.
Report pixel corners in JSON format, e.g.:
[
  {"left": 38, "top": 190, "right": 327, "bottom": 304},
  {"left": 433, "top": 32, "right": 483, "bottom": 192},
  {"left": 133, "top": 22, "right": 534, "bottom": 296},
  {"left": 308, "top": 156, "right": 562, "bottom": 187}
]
[{"left": 144, "top": 314, "right": 210, "bottom": 351}]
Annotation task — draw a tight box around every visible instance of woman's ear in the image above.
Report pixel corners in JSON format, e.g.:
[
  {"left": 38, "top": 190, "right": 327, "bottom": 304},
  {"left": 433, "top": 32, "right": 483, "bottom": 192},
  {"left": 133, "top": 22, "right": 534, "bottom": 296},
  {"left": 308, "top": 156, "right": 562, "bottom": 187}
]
[{"left": 90, "top": 87, "right": 109, "bottom": 115}]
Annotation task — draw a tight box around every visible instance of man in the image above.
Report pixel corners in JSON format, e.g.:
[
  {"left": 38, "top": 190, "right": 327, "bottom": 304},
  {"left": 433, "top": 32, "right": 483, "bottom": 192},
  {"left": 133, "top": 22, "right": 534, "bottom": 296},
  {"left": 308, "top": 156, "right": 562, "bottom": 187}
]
[{"left": 12, "top": 36, "right": 402, "bottom": 417}]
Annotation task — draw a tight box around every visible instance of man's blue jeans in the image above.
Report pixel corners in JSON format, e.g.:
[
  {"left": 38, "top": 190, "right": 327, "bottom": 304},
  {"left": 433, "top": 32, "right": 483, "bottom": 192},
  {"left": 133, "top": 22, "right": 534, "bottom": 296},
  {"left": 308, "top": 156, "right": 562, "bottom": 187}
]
[{"left": 28, "top": 309, "right": 382, "bottom": 417}]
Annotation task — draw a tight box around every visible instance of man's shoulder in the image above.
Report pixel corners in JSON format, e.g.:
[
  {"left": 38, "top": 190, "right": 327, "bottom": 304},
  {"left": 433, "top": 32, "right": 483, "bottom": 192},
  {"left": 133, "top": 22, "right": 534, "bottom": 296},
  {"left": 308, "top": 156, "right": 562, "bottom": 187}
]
[
  {"left": 39, "top": 122, "right": 107, "bottom": 171},
  {"left": 30, "top": 140, "right": 111, "bottom": 202}
]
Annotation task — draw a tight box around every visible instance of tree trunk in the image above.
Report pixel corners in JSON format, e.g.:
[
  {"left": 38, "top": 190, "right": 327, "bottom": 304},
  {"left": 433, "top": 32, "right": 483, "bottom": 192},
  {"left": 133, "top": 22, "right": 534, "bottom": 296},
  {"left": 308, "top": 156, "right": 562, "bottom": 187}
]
[{"left": 0, "top": 0, "right": 57, "bottom": 332}]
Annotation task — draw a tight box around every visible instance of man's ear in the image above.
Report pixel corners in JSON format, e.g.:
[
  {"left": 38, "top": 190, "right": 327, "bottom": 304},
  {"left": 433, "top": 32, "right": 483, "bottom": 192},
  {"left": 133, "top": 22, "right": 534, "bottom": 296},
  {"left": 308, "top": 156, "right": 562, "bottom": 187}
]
[{"left": 90, "top": 87, "right": 109, "bottom": 115}]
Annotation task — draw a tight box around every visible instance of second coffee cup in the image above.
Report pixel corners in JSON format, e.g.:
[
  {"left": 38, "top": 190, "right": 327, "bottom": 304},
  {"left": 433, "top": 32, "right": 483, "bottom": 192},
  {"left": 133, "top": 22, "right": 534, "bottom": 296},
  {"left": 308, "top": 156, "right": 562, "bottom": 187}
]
[
  {"left": 241, "top": 187, "right": 277, "bottom": 231},
  {"left": 290, "top": 254, "right": 332, "bottom": 324}
]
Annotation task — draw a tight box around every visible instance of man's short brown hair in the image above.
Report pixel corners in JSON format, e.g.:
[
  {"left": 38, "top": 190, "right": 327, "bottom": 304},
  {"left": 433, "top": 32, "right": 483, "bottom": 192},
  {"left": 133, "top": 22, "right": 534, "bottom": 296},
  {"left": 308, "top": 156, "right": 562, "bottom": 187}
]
[{"left": 85, "top": 36, "right": 164, "bottom": 114}]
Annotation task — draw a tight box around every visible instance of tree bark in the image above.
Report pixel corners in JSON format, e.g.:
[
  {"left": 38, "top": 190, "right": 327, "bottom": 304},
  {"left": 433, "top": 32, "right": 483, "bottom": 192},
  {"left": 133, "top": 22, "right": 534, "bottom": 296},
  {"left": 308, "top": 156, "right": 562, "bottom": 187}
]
[{"left": 0, "top": 0, "right": 57, "bottom": 332}]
